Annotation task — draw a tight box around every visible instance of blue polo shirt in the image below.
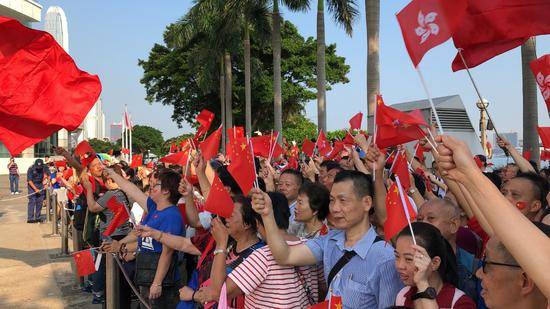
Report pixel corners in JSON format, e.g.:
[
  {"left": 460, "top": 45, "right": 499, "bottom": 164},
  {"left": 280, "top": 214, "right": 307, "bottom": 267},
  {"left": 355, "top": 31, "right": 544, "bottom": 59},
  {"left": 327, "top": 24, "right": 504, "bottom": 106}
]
[
  {"left": 306, "top": 227, "right": 403, "bottom": 309},
  {"left": 138, "top": 197, "right": 183, "bottom": 253}
]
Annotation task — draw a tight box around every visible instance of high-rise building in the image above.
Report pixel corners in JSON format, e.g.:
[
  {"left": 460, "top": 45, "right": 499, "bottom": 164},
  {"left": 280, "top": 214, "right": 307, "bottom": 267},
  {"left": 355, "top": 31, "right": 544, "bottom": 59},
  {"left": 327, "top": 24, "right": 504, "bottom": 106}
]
[{"left": 110, "top": 123, "right": 122, "bottom": 142}]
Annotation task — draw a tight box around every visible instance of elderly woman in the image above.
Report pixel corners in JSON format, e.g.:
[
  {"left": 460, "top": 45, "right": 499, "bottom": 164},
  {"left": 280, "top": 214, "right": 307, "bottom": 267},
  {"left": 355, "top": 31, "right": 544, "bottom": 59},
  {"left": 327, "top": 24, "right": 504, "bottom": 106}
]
[{"left": 288, "top": 182, "right": 330, "bottom": 239}]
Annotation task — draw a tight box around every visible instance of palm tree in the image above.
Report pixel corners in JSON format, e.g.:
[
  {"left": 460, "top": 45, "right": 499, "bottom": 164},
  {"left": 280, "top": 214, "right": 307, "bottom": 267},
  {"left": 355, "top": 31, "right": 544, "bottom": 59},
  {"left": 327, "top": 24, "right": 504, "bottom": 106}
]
[
  {"left": 365, "top": 0, "right": 379, "bottom": 132},
  {"left": 522, "top": 37, "right": 539, "bottom": 164},
  {"left": 272, "top": 0, "right": 309, "bottom": 143},
  {"left": 316, "top": 0, "right": 358, "bottom": 132}
]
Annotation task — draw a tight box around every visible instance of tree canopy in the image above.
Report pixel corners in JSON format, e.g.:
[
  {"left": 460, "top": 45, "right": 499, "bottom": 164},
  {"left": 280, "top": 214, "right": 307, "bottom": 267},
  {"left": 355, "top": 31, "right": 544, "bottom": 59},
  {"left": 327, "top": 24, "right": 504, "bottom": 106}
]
[{"left": 139, "top": 20, "right": 350, "bottom": 132}]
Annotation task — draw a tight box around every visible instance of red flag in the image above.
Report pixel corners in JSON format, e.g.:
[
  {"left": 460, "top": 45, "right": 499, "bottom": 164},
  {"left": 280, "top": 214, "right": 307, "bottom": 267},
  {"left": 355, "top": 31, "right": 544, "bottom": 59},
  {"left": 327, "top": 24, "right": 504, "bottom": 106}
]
[
  {"left": 159, "top": 150, "right": 189, "bottom": 166},
  {"left": 523, "top": 151, "right": 532, "bottom": 161},
  {"left": 327, "top": 141, "right": 344, "bottom": 161},
  {"left": 54, "top": 160, "right": 67, "bottom": 168},
  {"left": 203, "top": 175, "right": 234, "bottom": 218},
  {"left": 389, "top": 152, "right": 411, "bottom": 191},
  {"left": 452, "top": 0, "right": 550, "bottom": 71},
  {"left": 307, "top": 295, "right": 343, "bottom": 309},
  {"left": 414, "top": 142, "right": 429, "bottom": 164},
  {"left": 316, "top": 130, "right": 332, "bottom": 157},
  {"left": 531, "top": 54, "right": 550, "bottom": 113},
  {"left": 74, "top": 141, "right": 95, "bottom": 157},
  {"left": 541, "top": 150, "right": 550, "bottom": 161},
  {"left": 196, "top": 109, "right": 215, "bottom": 128},
  {"left": 349, "top": 112, "right": 363, "bottom": 131},
  {"left": 397, "top": 0, "right": 467, "bottom": 67},
  {"left": 124, "top": 108, "right": 132, "bottom": 131},
  {"left": 226, "top": 127, "right": 245, "bottom": 160},
  {"left": 103, "top": 196, "right": 129, "bottom": 236},
  {"left": 415, "top": 167, "right": 433, "bottom": 193},
  {"left": 343, "top": 132, "right": 355, "bottom": 146},
  {"left": 72, "top": 249, "right": 96, "bottom": 277},
  {"left": 375, "top": 95, "right": 427, "bottom": 149},
  {"left": 251, "top": 134, "right": 284, "bottom": 159},
  {"left": 130, "top": 154, "right": 143, "bottom": 168},
  {"left": 385, "top": 183, "right": 417, "bottom": 241},
  {"left": 107, "top": 149, "right": 113, "bottom": 156},
  {"left": 169, "top": 142, "right": 177, "bottom": 154},
  {"left": 301, "top": 138, "right": 316, "bottom": 157},
  {"left": 121, "top": 148, "right": 130, "bottom": 155},
  {"left": 199, "top": 126, "right": 222, "bottom": 160},
  {"left": 537, "top": 127, "right": 550, "bottom": 149},
  {"left": 227, "top": 138, "right": 256, "bottom": 195},
  {"left": 0, "top": 17, "right": 102, "bottom": 156}
]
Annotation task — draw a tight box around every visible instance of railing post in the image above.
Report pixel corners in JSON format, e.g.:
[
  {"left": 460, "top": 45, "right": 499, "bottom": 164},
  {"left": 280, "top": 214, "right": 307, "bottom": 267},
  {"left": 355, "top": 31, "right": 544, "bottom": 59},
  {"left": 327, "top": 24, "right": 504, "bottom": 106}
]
[
  {"left": 105, "top": 253, "right": 119, "bottom": 309},
  {"left": 60, "top": 203, "right": 69, "bottom": 255},
  {"left": 51, "top": 192, "right": 58, "bottom": 235},
  {"left": 45, "top": 188, "right": 51, "bottom": 222},
  {"left": 72, "top": 224, "right": 84, "bottom": 287}
]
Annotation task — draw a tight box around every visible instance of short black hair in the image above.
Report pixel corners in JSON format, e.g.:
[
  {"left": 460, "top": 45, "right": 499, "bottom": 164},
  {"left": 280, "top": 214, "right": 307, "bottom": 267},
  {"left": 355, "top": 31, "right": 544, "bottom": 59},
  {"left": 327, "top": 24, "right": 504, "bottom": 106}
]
[
  {"left": 333, "top": 170, "right": 373, "bottom": 198},
  {"left": 280, "top": 169, "right": 303, "bottom": 186},
  {"left": 298, "top": 182, "right": 330, "bottom": 220},
  {"left": 514, "top": 172, "right": 548, "bottom": 207},
  {"left": 233, "top": 195, "right": 260, "bottom": 233},
  {"left": 217, "top": 165, "right": 243, "bottom": 195},
  {"left": 157, "top": 168, "right": 182, "bottom": 205},
  {"left": 320, "top": 160, "right": 341, "bottom": 172},
  {"left": 257, "top": 192, "right": 290, "bottom": 230}
]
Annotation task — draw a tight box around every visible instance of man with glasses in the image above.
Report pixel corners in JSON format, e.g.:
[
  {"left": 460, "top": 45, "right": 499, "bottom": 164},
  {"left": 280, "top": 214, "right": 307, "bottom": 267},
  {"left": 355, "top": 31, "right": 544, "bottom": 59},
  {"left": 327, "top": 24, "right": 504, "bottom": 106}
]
[{"left": 476, "top": 222, "right": 550, "bottom": 309}]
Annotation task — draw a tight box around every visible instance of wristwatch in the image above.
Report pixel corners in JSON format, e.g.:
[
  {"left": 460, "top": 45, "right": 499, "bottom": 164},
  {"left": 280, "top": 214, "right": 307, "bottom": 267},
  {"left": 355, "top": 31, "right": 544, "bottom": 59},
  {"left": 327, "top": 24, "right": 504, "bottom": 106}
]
[
  {"left": 408, "top": 188, "right": 416, "bottom": 195},
  {"left": 412, "top": 287, "right": 437, "bottom": 301}
]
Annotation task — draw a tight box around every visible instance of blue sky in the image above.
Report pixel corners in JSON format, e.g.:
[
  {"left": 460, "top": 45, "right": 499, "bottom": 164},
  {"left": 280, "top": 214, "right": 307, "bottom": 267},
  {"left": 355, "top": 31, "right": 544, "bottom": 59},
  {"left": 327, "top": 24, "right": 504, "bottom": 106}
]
[{"left": 36, "top": 0, "right": 550, "bottom": 140}]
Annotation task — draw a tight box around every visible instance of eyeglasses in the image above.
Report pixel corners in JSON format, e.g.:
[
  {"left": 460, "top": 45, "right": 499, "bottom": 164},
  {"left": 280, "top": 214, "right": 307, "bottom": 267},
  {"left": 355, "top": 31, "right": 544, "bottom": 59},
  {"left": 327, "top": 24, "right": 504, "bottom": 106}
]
[{"left": 480, "top": 255, "right": 521, "bottom": 273}]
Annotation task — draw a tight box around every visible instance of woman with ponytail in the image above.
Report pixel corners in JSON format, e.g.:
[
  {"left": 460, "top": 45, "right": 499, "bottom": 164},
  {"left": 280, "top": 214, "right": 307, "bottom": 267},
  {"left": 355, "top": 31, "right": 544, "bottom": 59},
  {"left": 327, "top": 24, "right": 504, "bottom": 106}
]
[{"left": 393, "top": 222, "right": 476, "bottom": 308}]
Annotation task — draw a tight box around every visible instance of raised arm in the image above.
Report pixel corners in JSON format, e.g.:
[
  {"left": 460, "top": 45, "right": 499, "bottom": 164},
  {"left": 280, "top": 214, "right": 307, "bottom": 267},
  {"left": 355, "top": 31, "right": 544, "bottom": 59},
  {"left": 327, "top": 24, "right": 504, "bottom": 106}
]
[
  {"left": 54, "top": 147, "right": 84, "bottom": 174},
  {"left": 436, "top": 135, "right": 550, "bottom": 298},
  {"left": 104, "top": 168, "right": 148, "bottom": 212},
  {"left": 250, "top": 188, "right": 316, "bottom": 266},
  {"left": 496, "top": 135, "right": 536, "bottom": 173},
  {"left": 365, "top": 145, "right": 388, "bottom": 229}
]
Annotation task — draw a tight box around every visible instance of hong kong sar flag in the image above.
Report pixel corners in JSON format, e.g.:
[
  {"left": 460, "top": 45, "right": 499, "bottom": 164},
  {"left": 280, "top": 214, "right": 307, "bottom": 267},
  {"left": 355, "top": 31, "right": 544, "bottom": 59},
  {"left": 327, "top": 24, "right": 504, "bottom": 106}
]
[
  {"left": 530, "top": 54, "right": 550, "bottom": 113},
  {"left": 397, "top": 0, "right": 467, "bottom": 67}
]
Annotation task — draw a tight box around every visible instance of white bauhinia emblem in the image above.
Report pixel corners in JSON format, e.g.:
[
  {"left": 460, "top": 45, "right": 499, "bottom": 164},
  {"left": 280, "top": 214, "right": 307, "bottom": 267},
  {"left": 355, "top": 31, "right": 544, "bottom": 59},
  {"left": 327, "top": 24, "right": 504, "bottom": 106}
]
[
  {"left": 536, "top": 72, "right": 550, "bottom": 100},
  {"left": 415, "top": 10, "right": 439, "bottom": 44}
]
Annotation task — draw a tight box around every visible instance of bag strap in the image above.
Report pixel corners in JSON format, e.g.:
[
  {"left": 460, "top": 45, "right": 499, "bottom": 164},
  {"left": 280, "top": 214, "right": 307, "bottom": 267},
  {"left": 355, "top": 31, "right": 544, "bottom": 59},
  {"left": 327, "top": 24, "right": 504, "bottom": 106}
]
[
  {"left": 327, "top": 235, "right": 383, "bottom": 288},
  {"left": 295, "top": 266, "right": 316, "bottom": 305}
]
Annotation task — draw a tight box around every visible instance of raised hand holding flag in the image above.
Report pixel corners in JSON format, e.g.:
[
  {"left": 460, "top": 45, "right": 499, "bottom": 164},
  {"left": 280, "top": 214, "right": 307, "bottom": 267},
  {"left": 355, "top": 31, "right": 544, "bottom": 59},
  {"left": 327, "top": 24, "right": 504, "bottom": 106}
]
[
  {"left": 103, "top": 196, "right": 130, "bottom": 236},
  {"left": 204, "top": 175, "right": 234, "bottom": 218}
]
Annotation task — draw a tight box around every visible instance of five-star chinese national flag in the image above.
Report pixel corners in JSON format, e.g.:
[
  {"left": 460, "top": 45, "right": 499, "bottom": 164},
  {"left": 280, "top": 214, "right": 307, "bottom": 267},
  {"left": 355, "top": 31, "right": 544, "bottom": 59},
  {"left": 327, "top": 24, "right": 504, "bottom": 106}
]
[
  {"left": 307, "top": 295, "right": 343, "bottom": 309},
  {"left": 72, "top": 248, "right": 96, "bottom": 276},
  {"left": 316, "top": 130, "right": 332, "bottom": 157},
  {"left": 226, "top": 127, "right": 245, "bottom": 161},
  {"left": 199, "top": 126, "right": 222, "bottom": 161},
  {"left": 130, "top": 154, "right": 143, "bottom": 168},
  {"left": 194, "top": 109, "right": 215, "bottom": 142},
  {"left": 327, "top": 141, "right": 344, "bottom": 161},
  {"left": 397, "top": 0, "right": 467, "bottom": 67},
  {"left": 537, "top": 127, "right": 550, "bottom": 149},
  {"left": 451, "top": 0, "right": 550, "bottom": 71},
  {"left": 385, "top": 183, "right": 417, "bottom": 241},
  {"left": 103, "top": 196, "right": 130, "bottom": 236},
  {"left": 349, "top": 112, "right": 363, "bottom": 131},
  {"left": 389, "top": 151, "right": 412, "bottom": 191},
  {"left": 159, "top": 150, "right": 189, "bottom": 166},
  {"left": 343, "top": 132, "right": 355, "bottom": 146},
  {"left": 531, "top": 54, "right": 550, "bottom": 113},
  {"left": 0, "top": 17, "right": 102, "bottom": 156},
  {"left": 251, "top": 133, "right": 284, "bottom": 159},
  {"left": 227, "top": 138, "right": 256, "bottom": 195},
  {"left": 204, "top": 175, "right": 234, "bottom": 218},
  {"left": 74, "top": 141, "right": 95, "bottom": 157},
  {"left": 375, "top": 95, "right": 427, "bottom": 149},
  {"left": 301, "top": 138, "right": 316, "bottom": 157}
]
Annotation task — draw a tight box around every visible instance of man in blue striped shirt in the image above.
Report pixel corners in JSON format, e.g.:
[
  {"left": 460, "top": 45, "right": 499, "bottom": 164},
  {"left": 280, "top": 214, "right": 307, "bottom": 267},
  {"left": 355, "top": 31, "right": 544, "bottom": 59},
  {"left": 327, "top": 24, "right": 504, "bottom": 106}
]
[{"left": 251, "top": 170, "right": 403, "bottom": 308}]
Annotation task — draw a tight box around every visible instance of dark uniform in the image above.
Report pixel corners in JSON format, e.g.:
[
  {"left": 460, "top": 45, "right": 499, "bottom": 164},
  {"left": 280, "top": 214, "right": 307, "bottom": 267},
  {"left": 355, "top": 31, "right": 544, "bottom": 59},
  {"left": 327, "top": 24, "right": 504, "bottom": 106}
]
[{"left": 27, "top": 159, "right": 47, "bottom": 222}]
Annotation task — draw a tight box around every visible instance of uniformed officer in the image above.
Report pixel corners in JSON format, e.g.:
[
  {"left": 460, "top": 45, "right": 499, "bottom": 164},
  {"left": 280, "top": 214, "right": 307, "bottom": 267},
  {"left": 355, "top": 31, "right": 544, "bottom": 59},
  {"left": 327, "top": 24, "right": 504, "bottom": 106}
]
[{"left": 27, "top": 159, "right": 47, "bottom": 223}]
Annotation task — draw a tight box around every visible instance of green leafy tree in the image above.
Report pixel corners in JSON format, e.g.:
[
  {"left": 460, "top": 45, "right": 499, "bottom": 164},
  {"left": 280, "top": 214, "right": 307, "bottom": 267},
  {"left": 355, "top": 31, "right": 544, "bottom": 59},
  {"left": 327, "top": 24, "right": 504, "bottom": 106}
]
[
  {"left": 283, "top": 114, "right": 318, "bottom": 146},
  {"left": 88, "top": 138, "right": 118, "bottom": 154},
  {"left": 139, "top": 20, "right": 350, "bottom": 133},
  {"left": 326, "top": 129, "right": 347, "bottom": 141},
  {"left": 130, "top": 125, "right": 164, "bottom": 156}
]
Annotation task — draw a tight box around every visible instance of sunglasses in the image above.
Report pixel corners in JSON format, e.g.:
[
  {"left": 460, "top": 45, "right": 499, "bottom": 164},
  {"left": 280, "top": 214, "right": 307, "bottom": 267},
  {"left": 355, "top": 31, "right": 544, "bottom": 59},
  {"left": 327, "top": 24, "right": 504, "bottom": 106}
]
[{"left": 480, "top": 255, "right": 521, "bottom": 273}]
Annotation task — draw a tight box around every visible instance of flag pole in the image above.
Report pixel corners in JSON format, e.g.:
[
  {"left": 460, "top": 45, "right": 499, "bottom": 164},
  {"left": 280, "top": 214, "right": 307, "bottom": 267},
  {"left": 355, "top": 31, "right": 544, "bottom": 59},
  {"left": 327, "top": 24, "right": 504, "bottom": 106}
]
[
  {"left": 456, "top": 49, "right": 501, "bottom": 138},
  {"left": 121, "top": 116, "right": 126, "bottom": 162},
  {"left": 373, "top": 95, "right": 378, "bottom": 181},
  {"left": 395, "top": 175, "right": 417, "bottom": 245},
  {"left": 268, "top": 131, "right": 280, "bottom": 162},
  {"left": 247, "top": 135, "right": 259, "bottom": 188},
  {"left": 416, "top": 66, "right": 444, "bottom": 135}
]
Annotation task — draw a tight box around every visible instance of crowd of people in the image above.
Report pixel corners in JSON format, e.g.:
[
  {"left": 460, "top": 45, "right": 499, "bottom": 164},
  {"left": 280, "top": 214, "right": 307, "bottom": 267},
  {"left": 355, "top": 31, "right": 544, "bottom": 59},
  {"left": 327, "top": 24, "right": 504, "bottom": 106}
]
[{"left": 22, "top": 131, "right": 550, "bottom": 309}]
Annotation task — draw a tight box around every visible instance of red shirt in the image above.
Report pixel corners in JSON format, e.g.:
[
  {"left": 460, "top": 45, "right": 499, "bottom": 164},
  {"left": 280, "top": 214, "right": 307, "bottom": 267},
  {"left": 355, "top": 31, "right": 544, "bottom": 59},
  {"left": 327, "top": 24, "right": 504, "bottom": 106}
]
[
  {"left": 397, "top": 283, "right": 476, "bottom": 308},
  {"left": 467, "top": 217, "right": 490, "bottom": 248}
]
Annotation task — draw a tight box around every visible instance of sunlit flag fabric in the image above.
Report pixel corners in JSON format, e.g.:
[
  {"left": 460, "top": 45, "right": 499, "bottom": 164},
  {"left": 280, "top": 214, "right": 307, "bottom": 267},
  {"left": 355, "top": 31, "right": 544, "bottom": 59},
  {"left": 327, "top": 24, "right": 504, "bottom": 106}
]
[
  {"left": 203, "top": 175, "right": 234, "bottom": 218},
  {"left": 251, "top": 134, "right": 284, "bottom": 159},
  {"left": 74, "top": 140, "right": 96, "bottom": 167},
  {"left": 199, "top": 126, "right": 222, "bottom": 161},
  {"left": 385, "top": 183, "right": 417, "bottom": 241},
  {"left": 226, "top": 127, "right": 245, "bottom": 161},
  {"left": 103, "top": 196, "right": 130, "bottom": 236},
  {"left": 72, "top": 248, "right": 96, "bottom": 277},
  {"left": 348, "top": 112, "right": 363, "bottom": 131},
  {"left": 194, "top": 109, "right": 215, "bottom": 142},
  {"left": 227, "top": 138, "right": 256, "bottom": 195},
  {"left": 316, "top": 130, "right": 332, "bottom": 157},
  {"left": 537, "top": 127, "right": 550, "bottom": 149},
  {"left": 301, "top": 138, "right": 315, "bottom": 157},
  {"left": 0, "top": 17, "right": 102, "bottom": 156},
  {"left": 375, "top": 95, "right": 427, "bottom": 149},
  {"left": 397, "top": 0, "right": 467, "bottom": 67},
  {"left": 130, "top": 154, "right": 143, "bottom": 168},
  {"left": 451, "top": 0, "right": 550, "bottom": 71},
  {"left": 530, "top": 54, "right": 550, "bottom": 113},
  {"left": 389, "top": 152, "right": 411, "bottom": 191},
  {"left": 159, "top": 150, "right": 189, "bottom": 166}
]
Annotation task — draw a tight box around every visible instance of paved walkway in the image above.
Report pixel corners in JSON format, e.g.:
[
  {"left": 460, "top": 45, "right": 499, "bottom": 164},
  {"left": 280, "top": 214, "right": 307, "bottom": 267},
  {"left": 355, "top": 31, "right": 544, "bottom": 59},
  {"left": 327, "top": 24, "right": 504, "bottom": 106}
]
[{"left": 0, "top": 175, "right": 99, "bottom": 309}]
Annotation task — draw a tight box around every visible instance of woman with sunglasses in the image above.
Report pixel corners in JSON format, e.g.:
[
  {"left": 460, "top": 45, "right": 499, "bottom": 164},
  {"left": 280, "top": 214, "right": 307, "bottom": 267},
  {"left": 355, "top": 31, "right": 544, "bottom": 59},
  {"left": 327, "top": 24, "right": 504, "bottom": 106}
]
[{"left": 393, "top": 222, "right": 476, "bottom": 308}]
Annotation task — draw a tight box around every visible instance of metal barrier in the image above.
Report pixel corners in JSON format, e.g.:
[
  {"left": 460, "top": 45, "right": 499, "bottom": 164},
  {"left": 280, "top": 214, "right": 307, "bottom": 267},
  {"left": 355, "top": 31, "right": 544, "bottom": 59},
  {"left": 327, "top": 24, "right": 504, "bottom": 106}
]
[
  {"left": 51, "top": 192, "right": 58, "bottom": 235},
  {"left": 60, "top": 204, "right": 69, "bottom": 255},
  {"left": 106, "top": 253, "right": 120, "bottom": 309},
  {"left": 45, "top": 189, "right": 51, "bottom": 222}
]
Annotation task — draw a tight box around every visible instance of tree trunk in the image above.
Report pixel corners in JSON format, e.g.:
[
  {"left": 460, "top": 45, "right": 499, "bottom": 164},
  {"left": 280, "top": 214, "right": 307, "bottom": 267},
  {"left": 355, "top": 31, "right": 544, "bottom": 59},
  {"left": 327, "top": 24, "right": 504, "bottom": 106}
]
[
  {"left": 244, "top": 23, "right": 252, "bottom": 137},
  {"left": 224, "top": 52, "right": 233, "bottom": 133},
  {"left": 365, "top": 0, "right": 380, "bottom": 133},
  {"left": 220, "top": 56, "right": 226, "bottom": 152},
  {"left": 522, "top": 37, "right": 539, "bottom": 165},
  {"left": 316, "top": 0, "right": 327, "bottom": 133},
  {"left": 272, "top": 0, "right": 283, "bottom": 143}
]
